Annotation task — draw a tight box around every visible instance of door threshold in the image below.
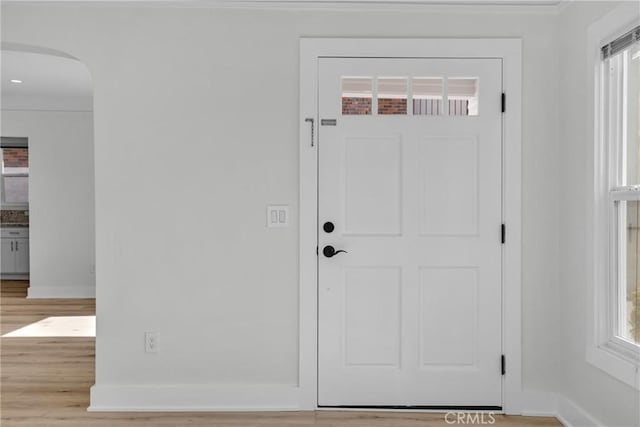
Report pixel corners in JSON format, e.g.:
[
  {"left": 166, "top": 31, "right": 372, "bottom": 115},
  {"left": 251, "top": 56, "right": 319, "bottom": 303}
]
[{"left": 318, "top": 405, "right": 502, "bottom": 411}]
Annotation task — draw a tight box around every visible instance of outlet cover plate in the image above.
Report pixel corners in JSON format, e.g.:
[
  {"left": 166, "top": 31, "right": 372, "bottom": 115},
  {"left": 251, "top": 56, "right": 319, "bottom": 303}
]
[{"left": 267, "top": 205, "right": 289, "bottom": 228}]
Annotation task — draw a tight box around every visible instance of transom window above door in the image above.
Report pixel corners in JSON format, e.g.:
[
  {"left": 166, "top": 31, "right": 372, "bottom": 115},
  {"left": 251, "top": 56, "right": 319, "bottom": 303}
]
[{"left": 341, "top": 76, "right": 479, "bottom": 116}]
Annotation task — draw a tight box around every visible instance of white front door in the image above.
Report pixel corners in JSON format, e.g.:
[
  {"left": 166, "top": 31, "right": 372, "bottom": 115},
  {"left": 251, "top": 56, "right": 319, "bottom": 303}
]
[{"left": 317, "top": 57, "right": 503, "bottom": 408}]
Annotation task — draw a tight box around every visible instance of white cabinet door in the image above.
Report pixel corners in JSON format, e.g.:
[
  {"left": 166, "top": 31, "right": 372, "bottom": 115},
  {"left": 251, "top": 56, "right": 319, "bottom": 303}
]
[
  {"left": 1, "top": 239, "right": 16, "bottom": 273},
  {"left": 14, "top": 238, "right": 29, "bottom": 273},
  {"left": 318, "top": 58, "right": 503, "bottom": 408}
]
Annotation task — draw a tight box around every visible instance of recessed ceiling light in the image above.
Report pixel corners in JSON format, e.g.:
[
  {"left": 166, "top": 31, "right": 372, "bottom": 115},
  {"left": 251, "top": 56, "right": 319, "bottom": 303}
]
[{"left": 10, "top": 79, "right": 23, "bottom": 84}]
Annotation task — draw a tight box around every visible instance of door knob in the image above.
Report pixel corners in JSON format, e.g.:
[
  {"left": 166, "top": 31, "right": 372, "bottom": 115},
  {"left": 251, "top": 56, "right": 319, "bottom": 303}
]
[
  {"left": 323, "top": 221, "right": 335, "bottom": 233},
  {"left": 323, "top": 245, "right": 347, "bottom": 258}
]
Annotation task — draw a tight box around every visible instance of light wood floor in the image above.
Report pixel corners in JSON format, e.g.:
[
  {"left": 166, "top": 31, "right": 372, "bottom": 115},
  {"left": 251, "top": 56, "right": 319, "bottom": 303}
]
[{"left": 1, "top": 280, "right": 561, "bottom": 426}]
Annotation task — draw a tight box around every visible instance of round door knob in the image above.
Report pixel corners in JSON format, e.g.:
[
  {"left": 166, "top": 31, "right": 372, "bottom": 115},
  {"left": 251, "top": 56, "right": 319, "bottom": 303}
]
[
  {"left": 323, "top": 245, "right": 347, "bottom": 258},
  {"left": 323, "top": 222, "right": 335, "bottom": 233}
]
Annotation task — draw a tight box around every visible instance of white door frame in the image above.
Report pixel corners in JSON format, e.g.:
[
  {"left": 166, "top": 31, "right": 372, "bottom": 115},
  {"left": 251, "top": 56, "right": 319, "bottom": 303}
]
[{"left": 299, "top": 38, "right": 522, "bottom": 413}]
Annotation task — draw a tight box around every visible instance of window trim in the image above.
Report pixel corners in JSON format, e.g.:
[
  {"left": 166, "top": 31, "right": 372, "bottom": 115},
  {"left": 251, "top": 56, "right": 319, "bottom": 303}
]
[
  {"left": 0, "top": 137, "right": 29, "bottom": 209},
  {"left": 588, "top": 2, "right": 640, "bottom": 390}
]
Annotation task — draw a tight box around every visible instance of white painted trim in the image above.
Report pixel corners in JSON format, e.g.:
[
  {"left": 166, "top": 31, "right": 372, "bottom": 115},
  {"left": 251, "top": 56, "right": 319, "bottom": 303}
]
[
  {"left": 555, "top": 395, "right": 603, "bottom": 427},
  {"left": 88, "top": 384, "right": 602, "bottom": 425},
  {"left": 27, "top": 285, "right": 95, "bottom": 298},
  {"left": 505, "top": 391, "right": 603, "bottom": 427},
  {"left": 1, "top": 274, "right": 29, "bottom": 280},
  {"left": 88, "top": 384, "right": 302, "bottom": 411},
  {"left": 299, "top": 38, "right": 522, "bottom": 412},
  {"left": 514, "top": 391, "right": 558, "bottom": 417},
  {"left": 0, "top": 204, "right": 29, "bottom": 210},
  {"left": 0, "top": 0, "right": 563, "bottom": 3},
  {"left": 0, "top": 0, "right": 564, "bottom": 14},
  {"left": 586, "top": 1, "right": 640, "bottom": 391}
]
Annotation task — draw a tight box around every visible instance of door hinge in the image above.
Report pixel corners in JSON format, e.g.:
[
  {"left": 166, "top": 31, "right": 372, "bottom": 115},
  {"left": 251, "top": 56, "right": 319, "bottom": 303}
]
[
  {"left": 501, "top": 223, "right": 506, "bottom": 244},
  {"left": 501, "top": 93, "right": 506, "bottom": 113},
  {"left": 501, "top": 354, "right": 506, "bottom": 375}
]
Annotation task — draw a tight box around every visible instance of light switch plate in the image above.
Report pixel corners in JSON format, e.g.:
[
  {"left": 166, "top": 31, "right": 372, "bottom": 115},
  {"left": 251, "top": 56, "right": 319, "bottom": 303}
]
[
  {"left": 267, "top": 205, "right": 289, "bottom": 228},
  {"left": 145, "top": 332, "right": 159, "bottom": 353}
]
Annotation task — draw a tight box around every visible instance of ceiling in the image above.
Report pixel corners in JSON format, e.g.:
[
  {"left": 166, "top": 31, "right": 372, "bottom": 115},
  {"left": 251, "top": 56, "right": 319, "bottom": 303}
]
[{"left": 1, "top": 50, "right": 93, "bottom": 111}]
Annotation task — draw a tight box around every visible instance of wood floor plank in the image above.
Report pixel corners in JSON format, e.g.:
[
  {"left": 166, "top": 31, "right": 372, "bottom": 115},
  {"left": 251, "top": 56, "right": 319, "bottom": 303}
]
[{"left": 1, "top": 280, "right": 561, "bottom": 426}]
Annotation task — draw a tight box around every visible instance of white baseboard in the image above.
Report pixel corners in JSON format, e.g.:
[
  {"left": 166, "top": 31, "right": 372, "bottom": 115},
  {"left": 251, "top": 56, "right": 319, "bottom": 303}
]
[
  {"left": 555, "top": 395, "right": 603, "bottom": 427},
  {"left": 1, "top": 274, "right": 29, "bottom": 280},
  {"left": 27, "top": 285, "right": 95, "bottom": 299},
  {"left": 513, "top": 391, "right": 558, "bottom": 416},
  {"left": 515, "top": 391, "right": 602, "bottom": 427},
  {"left": 88, "top": 384, "right": 302, "bottom": 412},
  {"left": 88, "top": 384, "right": 605, "bottom": 425}
]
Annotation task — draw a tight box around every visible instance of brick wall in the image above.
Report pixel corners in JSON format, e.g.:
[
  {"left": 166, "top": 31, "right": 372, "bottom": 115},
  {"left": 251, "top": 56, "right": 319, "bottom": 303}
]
[
  {"left": 377, "top": 98, "right": 407, "bottom": 115},
  {"left": 342, "top": 97, "right": 372, "bottom": 115},
  {"left": 2, "top": 148, "right": 28, "bottom": 168},
  {"left": 342, "top": 97, "right": 408, "bottom": 115},
  {"left": 342, "top": 97, "right": 470, "bottom": 116}
]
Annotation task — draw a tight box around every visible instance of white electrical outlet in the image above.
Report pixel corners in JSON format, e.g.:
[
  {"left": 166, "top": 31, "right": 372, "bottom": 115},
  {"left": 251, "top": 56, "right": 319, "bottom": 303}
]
[{"left": 145, "top": 332, "right": 159, "bottom": 353}]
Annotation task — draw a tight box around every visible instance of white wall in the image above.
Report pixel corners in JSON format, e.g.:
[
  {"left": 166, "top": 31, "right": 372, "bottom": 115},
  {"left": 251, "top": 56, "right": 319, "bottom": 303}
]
[
  {"left": 0, "top": 1, "right": 572, "bottom": 412},
  {"left": 558, "top": 2, "right": 640, "bottom": 426},
  {"left": 1, "top": 110, "right": 95, "bottom": 298}
]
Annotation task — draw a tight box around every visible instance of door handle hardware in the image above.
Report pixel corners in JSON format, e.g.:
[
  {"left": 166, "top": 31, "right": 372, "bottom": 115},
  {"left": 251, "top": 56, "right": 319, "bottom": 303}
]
[
  {"left": 323, "top": 222, "right": 335, "bottom": 233},
  {"left": 305, "top": 118, "right": 315, "bottom": 147},
  {"left": 323, "top": 245, "right": 347, "bottom": 258},
  {"left": 11, "top": 241, "right": 14, "bottom": 251},
  {"left": 15, "top": 240, "right": 18, "bottom": 251}
]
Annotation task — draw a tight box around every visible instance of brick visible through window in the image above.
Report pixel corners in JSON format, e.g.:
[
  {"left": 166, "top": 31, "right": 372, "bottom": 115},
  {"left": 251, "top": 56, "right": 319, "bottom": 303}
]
[
  {"left": 378, "top": 98, "right": 407, "bottom": 115},
  {"left": 3, "top": 148, "right": 28, "bottom": 168},
  {"left": 342, "top": 97, "right": 372, "bottom": 115}
]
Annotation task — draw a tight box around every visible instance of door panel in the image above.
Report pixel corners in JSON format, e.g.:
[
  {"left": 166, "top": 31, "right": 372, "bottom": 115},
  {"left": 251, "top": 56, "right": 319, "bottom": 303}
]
[
  {"left": 344, "top": 267, "right": 401, "bottom": 367},
  {"left": 1, "top": 239, "right": 15, "bottom": 273},
  {"left": 344, "top": 136, "right": 402, "bottom": 235},
  {"left": 419, "top": 267, "right": 477, "bottom": 367},
  {"left": 318, "top": 57, "right": 503, "bottom": 408},
  {"left": 419, "top": 136, "right": 478, "bottom": 236},
  {"left": 14, "top": 239, "right": 29, "bottom": 273}
]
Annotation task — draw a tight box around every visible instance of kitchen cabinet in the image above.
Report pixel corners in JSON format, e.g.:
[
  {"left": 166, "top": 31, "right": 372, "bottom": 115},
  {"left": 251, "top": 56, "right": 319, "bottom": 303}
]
[
  {"left": 1, "top": 239, "right": 13, "bottom": 273},
  {"left": 1, "top": 228, "right": 29, "bottom": 274}
]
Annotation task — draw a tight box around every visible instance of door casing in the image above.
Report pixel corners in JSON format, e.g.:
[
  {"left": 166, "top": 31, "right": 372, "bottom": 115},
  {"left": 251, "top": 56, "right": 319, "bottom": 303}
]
[{"left": 299, "top": 38, "right": 522, "bottom": 413}]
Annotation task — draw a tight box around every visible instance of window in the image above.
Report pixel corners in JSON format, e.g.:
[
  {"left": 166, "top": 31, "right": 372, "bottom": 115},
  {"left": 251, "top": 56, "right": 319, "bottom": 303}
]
[
  {"left": 342, "top": 77, "right": 373, "bottom": 115},
  {"left": 591, "top": 22, "right": 640, "bottom": 385},
  {"left": 377, "top": 77, "right": 408, "bottom": 115},
  {"left": 413, "top": 77, "right": 444, "bottom": 116},
  {"left": 603, "top": 27, "right": 640, "bottom": 350},
  {"left": 1, "top": 140, "right": 29, "bottom": 206},
  {"left": 341, "top": 76, "right": 479, "bottom": 116},
  {"left": 588, "top": 4, "right": 640, "bottom": 389},
  {"left": 447, "top": 77, "right": 479, "bottom": 116}
]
